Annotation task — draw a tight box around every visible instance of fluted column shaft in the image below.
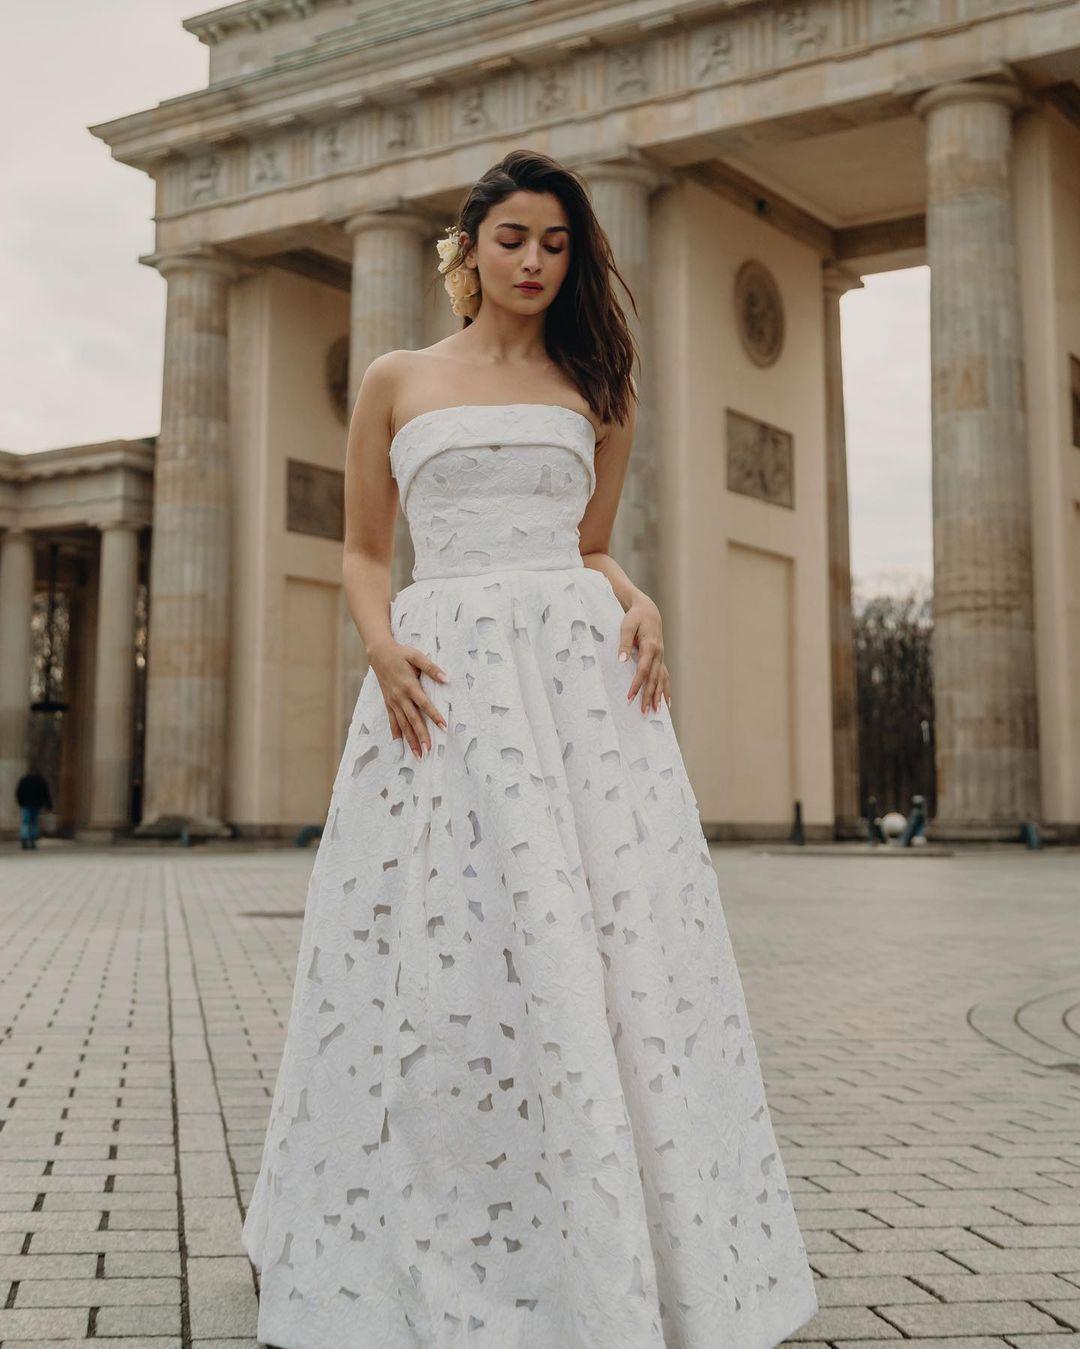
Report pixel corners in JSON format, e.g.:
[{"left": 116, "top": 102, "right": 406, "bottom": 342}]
[
  {"left": 139, "top": 249, "right": 237, "bottom": 836},
  {"left": 822, "top": 263, "right": 863, "bottom": 832},
  {"left": 340, "top": 207, "right": 433, "bottom": 741},
  {"left": 89, "top": 522, "right": 141, "bottom": 832},
  {"left": 0, "top": 529, "right": 36, "bottom": 831},
  {"left": 913, "top": 78, "right": 1040, "bottom": 832},
  {"left": 581, "top": 154, "right": 669, "bottom": 601}
]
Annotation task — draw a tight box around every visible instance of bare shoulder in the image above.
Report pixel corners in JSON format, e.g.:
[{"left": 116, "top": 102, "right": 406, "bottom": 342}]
[{"left": 596, "top": 383, "right": 637, "bottom": 452}]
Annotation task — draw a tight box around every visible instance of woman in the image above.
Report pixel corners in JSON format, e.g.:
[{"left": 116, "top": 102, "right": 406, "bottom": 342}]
[{"left": 241, "top": 148, "right": 819, "bottom": 1348}]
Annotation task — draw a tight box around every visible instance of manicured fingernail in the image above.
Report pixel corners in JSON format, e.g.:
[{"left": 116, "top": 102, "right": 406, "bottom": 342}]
[
  {"left": 438, "top": 671, "right": 449, "bottom": 682},
  {"left": 618, "top": 652, "right": 628, "bottom": 662}
]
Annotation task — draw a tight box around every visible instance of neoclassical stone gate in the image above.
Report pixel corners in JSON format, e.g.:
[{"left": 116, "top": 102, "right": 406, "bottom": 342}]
[{"left": 13, "top": 0, "right": 1070, "bottom": 841}]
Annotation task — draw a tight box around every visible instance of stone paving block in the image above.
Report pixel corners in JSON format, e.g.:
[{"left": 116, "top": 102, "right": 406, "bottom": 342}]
[
  {"left": 111, "top": 1175, "right": 176, "bottom": 1194},
  {"left": 877, "top": 1300, "right": 1064, "bottom": 1336},
  {"left": 92, "top": 1303, "right": 182, "bottom": 1337},
  {"left": 0, "top": 1212, "right": 103, "bottom": 1233},
  {"left": 177, "top": 1114, "right": 227, "bottom": 1153},
  {"left": 103, "top": 1251, "right": 182, "bottom": 1277},
  {"left": 0, "top": 1342, "right": 180, "bottom": 1349},
  {"left": 833, "top": 1225, "right": 999, "bottom": 1251},
  {"left": 840, "top": 1341, "right": 1010, "bottom": 1348},
  {"left": 799, "top": 1189, "right": 926, "bottom": 1209},
  {"left": 811, "top": 1274, "right": 935, "bottom": 1305},
  {"left": 810, "top": 1250, "right": 972, "bottom": 1277},
  {"left": 0, "top": 1253, "right": 97, "bottom": 1279},
  {"left": 179, "top": 1150, "right": 236, "bottom": 1200},
  {"left": 26, "top": 1230, "right": 178, "bottom": 1255},
  {"left": 13, "top": 1276, "right": 178, "bottom": 1307},
  {"left": 0, "top": 1308, "right": 89, "bottom": 1340},
  {"left": 973, "top": 1225, "right": 1080, "bottom": 1248},
  {"left": 919, "top": 1273, "right": 1080, "bottom": 1301},
  {"left": 98, "top": 1210, "right": 180, "bottom": 1231},
  {"left": 183, "top": 1197, "right": 244, "bottom": 1257},
  {"left": 186, "top": 1256, "right": 259, "bottom": 1338},
  {"left": 952, "top": 1248, "right": 1080, "bottom": 1274},
  {"left": 864, "top": 1204, "right": 1023, "bottom": 1227},
  {"left": 41, "top": 1191, "right": 178, "bottom": 1213},
  {"left": 787, "top": 1305, "right": 902, "bottom": 1339}
]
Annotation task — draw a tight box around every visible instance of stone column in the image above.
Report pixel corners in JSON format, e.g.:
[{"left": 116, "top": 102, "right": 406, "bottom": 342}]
[
  {"left": 137, "top": 247, "right": 239, "bottom": 838},
  {"left": 0, "top": 529, "right": 36, "bottom": 833},
  {"left": 580, "top": 151, "right": 671, "bottom": 602},
  {"left": 339, "top": 205, "right": 433, "bottom": 743},
  {"left": 86, "top": 522, "right": 141, "bottom": 835},
  {"left": 913, "top": 77, "right": 1040, "bottom": 834},
  {"left": 822, "top": 262, "right": 863, "bottom": 835}
]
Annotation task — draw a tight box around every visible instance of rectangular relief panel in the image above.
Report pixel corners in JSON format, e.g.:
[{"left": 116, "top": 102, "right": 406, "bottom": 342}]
[
  {"left": 287, "top": 458, "right": 345, "bottom": 541},
  {"left": 725, "top": 407, "right": 794, "bottom": 508},
  {"left": 725, "top": 543, "right": 795, "bottom": 824}
]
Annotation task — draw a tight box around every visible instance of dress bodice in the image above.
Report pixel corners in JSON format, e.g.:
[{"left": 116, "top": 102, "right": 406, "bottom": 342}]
[{"left": 389, "top": 403, "right": 597, "bottom": 582}]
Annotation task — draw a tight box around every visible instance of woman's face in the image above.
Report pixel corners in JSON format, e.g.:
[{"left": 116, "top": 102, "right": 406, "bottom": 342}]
[{"left": 466, "top": 189, "right": 572, "bottom": 314}]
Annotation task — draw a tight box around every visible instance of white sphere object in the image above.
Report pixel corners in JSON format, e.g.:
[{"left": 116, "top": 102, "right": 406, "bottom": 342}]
[{"left": 881, "top": 811, "right": 907, "bottom": 839}]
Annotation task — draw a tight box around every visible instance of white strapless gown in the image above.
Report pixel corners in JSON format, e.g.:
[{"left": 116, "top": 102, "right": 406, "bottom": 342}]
[{"left": 241, "top": 404, "right": 818, "bottom": 1349}]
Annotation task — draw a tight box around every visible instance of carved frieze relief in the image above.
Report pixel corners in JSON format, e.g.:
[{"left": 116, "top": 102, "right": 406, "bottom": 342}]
[
  {"left": 189, "top": 152, "right": 225, "bottom": 204},
  {"left": 530, "top": 65, "right": 571, "bottom": 120},
  {"left": 248, "top": 137, "right": 289, "bottom": 191},
  {"left": 169, "top": 0, "right": 1018, "bottom": 215},
  {"left": 381, "top": 106, "right": 417, "bottom": 156},
  {"left": 313, "top": 117, "right": 360, "bottom": 175},
  {"left": 453, "top": 86, "right": 494, "bottom": 136},
  {"left": 690, "top": 20, "right": 738, "bottom": 85},
  {"left": 605, "top": 43, "right": 653, "bottom": 104},
  {"left": 775, "top": 3, "right": 833, "bottom": 64}
]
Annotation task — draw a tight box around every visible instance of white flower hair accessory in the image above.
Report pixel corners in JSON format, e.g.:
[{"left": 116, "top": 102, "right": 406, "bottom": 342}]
[{"left": 436, "top": 222, "right": 481, "bottom": 319}]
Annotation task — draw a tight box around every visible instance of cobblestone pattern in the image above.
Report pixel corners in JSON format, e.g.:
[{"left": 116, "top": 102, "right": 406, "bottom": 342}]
[{"left": 0, "top": 845, "right": 1077, "bottom": 1347}]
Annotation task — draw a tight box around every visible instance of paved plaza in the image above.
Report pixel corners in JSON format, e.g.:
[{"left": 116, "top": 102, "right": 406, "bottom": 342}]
[{"left": 0, "top": 843, "right": 1077, "bottom": 1347}]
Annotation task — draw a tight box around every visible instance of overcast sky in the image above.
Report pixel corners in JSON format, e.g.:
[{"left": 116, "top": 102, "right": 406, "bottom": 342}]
[{"left": 0, "top": 1, "right": 931, "bottom": 595}]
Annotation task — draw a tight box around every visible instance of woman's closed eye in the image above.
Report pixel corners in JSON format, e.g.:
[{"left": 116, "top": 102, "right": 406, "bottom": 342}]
[{"left": 499, "top": 242, "right": 564, "bottom": 255}]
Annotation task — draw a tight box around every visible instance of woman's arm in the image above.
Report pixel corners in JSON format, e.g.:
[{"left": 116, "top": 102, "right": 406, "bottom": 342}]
[
  {"left": 578, "top": 401, "right": 672, "bottom": 713},
  {"left": 342, "top": 353, "right": 449, "bottom": 758}
]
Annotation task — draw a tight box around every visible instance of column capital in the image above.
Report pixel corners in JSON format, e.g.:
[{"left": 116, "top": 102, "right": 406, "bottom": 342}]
[
  {"left": 576, "top": 147, "right": 674, "bottom": 195},
  {"left": 337, "top": 201, "right": 440, "bottom": 240},
  {"left": 822, "top": 261, "right": 865, "bottom": 298},
  {"left": 139, "top": 245, "right": 247, "bottom": 281},
  {"left": 912, "top": 76, "right": 1029, "bottom": 122}
]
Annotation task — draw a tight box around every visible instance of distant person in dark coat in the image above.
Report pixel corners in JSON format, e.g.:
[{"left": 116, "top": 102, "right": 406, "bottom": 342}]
[{"left": 15, "top": 770, "right": 52, "bottom": 850}]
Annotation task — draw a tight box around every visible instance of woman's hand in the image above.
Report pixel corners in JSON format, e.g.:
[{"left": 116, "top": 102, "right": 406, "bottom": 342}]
[
  {"left": 618, "top": 593, "right": 672, "bottom": 714},
  {"left": 369, "top": 639, "right": 449, "bottom": 758}
]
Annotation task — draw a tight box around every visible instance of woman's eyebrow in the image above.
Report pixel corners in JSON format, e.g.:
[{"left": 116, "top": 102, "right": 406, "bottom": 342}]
[{"left": 493, "top": 222, "right": 570, "bottom": 235}]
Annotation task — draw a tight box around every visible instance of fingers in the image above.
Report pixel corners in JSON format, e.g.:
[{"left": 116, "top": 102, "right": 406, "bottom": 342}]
[
  {"left": 617, "top": 617, "right": 637, "bottom": 669},
  {"left": 410, "top": 647, "right": 449, "bottom": 685},
  {"left": 627, "top": 637, "right": 663, "bottom": 713},
  {"left": 400, "top": 700, "right": 431, "bottom": 758},
  {"left": 397, "top": 688, "right": 449, "bottom": 760},
  {"left": 380, "top": 648, "right": 451, "bottom": 759}
]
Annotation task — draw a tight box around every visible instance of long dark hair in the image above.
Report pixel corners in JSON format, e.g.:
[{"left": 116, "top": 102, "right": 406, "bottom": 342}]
[{"left": 437, "top": 149, "right": 640, "bottom": 430}]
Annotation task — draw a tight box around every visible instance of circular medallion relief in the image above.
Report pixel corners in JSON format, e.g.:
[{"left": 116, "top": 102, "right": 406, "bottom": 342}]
[
  {"left": 326, "top": 335, "right": 350, "bottom": 425},
  {"left": 734, "top": 260, "right": 784, "bottom": 367}
]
